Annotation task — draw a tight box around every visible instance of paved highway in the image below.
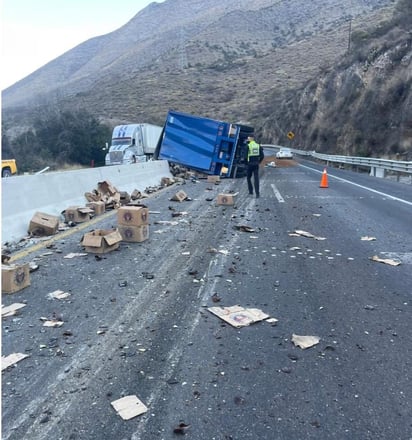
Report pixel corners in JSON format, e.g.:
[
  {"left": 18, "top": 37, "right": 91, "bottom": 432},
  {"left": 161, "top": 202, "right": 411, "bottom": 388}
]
[{"left": 2, "top": 160, "right": 411, "bottom": 440}]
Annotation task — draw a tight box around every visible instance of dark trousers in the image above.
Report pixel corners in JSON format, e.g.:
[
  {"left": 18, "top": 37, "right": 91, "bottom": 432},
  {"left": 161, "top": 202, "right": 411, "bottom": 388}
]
[{"left": 247, "top": 163, "right": 259, "bottom": 196}]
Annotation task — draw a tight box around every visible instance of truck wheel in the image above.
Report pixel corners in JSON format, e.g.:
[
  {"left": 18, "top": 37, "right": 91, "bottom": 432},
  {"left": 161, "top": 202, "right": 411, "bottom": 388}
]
[{"left": 2, "top": 168, "right": 12, "bottom": 178}]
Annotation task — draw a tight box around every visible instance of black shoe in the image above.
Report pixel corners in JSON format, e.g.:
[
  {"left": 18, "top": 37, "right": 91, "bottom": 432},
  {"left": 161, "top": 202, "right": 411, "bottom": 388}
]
[
  {"left": 256, "top": 194, "right": 260, "bottom": 198},
  {"left": 249, "top": 192, "right": 253, "bottom": 195}
]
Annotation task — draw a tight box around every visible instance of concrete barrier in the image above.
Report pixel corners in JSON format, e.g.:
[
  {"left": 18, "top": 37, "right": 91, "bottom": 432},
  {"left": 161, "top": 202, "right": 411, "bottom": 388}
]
[{"left": 1, "top": 160, "right": 172, "bottom": 244}]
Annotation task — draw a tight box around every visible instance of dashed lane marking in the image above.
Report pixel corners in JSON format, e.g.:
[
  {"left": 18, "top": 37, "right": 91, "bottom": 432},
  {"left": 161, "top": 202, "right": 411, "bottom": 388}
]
[{"left": 271, "top": 183, "right": 285, "bottom": 203}]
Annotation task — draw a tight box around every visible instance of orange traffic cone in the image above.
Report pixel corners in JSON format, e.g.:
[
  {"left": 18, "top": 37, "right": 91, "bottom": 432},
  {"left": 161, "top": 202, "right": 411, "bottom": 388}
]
[{"left": 320, "top": 168, "right": 328, "bottom": 188}]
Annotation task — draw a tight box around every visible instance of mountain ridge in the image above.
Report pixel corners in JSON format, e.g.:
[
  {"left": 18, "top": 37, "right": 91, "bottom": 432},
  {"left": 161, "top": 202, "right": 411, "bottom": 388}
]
[{"left": 3, "top": 0, "right": 410, "bottom": 160}]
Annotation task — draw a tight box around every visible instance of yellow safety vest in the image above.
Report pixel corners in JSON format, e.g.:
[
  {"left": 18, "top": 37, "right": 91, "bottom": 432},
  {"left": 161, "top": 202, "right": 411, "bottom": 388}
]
[{"left": 247, "top": 141, "right": 260, "bottom": 161}]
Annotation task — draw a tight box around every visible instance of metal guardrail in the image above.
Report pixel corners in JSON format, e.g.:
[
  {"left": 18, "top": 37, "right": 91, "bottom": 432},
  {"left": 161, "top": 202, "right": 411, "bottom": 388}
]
[
  {"left": 262, "top": 144, "right": 412, "bottom": 175},
  {"left": 311, "top": 152, "right": 412, "bottom": 174}
]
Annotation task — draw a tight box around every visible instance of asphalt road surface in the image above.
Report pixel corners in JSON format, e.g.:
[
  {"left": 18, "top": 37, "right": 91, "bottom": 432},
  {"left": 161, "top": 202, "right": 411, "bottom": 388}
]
[{"left": 2, "top": 159, "right": 412, "bottom": 440}]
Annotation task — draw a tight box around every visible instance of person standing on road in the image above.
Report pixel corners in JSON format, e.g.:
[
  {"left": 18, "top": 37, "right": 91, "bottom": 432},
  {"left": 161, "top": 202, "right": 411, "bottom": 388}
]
[{"left": 246, "top": 135, "right": 264, "bottom": 198}]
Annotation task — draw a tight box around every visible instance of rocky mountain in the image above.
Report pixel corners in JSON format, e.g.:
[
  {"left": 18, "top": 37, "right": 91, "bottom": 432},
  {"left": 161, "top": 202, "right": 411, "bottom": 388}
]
[{"left": 3, "top": 0, "right": 410, "bottom": 159}]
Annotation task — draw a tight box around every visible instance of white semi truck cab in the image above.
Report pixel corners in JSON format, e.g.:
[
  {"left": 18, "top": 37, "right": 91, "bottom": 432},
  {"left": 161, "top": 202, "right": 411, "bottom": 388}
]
[{"left": 105, "top": 123, "right": 163, "bottom": 166}]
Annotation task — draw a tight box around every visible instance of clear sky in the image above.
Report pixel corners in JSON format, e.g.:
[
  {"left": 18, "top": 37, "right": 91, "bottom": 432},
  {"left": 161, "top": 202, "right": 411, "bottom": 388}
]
[{"left": 1, "top": 0, "right": 164, "bottom": 90}]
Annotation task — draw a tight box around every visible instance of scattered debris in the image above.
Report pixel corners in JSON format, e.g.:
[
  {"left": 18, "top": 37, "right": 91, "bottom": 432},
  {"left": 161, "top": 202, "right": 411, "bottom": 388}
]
[
  {"left": 207, "top": 248, "right": 229, "bottom": 255},
  {"left": 234, "top": 225, "right": 256, "bottom": 233},
  {"left": 2, "top": 303, "right": 26, "bottom": 317},
  {"left": 370, "top": 255, "right": 401, "bottom": 266},
  {"left": 208, "top": 305, "right": 270, "bottom": 328},
  {"left": 211, "top": 293, "right": 221, "bottom": 303},
  {"left": 64, "top": 252, "right": 88, "bottom": 259},
  {"left": 266, "top": 317, "right": 279, "bottom": 325},
  {"left": 48, "top": 290, "right": 71, "bottom": 300},
  {"left": 265, "top": 161, "right": 277, "bottom": 168},
  {"left": 171, "top": 211, "right": 188, "bottom": 217},
  {"left": 361, "top": 236, "right": 376, "bottom": 241},
  {"left": 40, "top": 317, "right": 64, "bottom": 327},
  {"left": 29, "top": 261, "right": 39, "bottom": 272},
  {"left": 111, "top": 395, "right": 148, "bottom": 420},
  {"left": 2, "top": 352, "right": 30, "bottom": 371},
  {"left": 291, "top": 334, "right": 320, "bottom": 349},
  {"left": 154, "top": 221, "right": 179, "bottom": 226},
  {"left": 173, "top": 422, "right": 191, "bottom": 435},
  {"left": 289, "top": 230, "right": 326, "bottom": 241}
]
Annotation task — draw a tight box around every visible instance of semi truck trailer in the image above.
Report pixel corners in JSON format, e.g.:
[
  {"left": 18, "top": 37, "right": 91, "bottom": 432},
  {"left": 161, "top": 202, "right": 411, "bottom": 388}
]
[{"left": 154, "top": 110, "right": 254, "bottom": 177}]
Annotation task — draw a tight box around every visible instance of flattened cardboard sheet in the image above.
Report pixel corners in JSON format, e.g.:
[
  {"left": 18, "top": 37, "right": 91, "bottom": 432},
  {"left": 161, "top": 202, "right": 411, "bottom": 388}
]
[
  {"left": 208, "top": 305, "right": 269, "bottom": 328},
  {"left": 111, "top": 395, "right": 148, "bottom": 420},
  {"left": 2, "top": 353, "right": 29, "bottom": 371}
]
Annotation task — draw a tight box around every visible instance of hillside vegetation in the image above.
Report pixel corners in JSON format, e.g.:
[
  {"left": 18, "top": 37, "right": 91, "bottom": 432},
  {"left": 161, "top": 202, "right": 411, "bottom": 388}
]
[
  {"left": 2, "top": 0, "right": 410, "bottom": 172},
  {"left": 260, "top": 0, "right": 412, "bottom": 159}
]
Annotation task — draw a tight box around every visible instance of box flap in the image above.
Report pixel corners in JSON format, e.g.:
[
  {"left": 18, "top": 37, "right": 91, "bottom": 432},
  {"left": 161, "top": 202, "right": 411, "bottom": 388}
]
[
  {"left": 104, "top": 229, "right": 123, "bottom": 246},
  {"left": 78, "top": 207, "right": 94, "bottom": 214}
]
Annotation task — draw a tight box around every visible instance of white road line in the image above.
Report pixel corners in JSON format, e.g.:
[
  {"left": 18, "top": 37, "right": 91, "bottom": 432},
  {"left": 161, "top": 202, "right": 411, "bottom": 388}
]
[
  {"left": 271, "top": 183, "right": 285, "bottom": 202},
  {"left": 300, "top": 164, "right": 412, "bottom": 207}
]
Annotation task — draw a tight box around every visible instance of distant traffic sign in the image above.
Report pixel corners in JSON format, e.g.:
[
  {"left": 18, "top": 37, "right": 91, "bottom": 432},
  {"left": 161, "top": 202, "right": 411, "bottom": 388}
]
[{"left": 287, "top": 131, "right": 295, "bottom": 140}]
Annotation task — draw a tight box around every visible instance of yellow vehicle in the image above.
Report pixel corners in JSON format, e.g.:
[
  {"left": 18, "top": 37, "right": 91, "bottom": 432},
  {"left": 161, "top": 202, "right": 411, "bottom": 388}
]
[{"left": 1, "top": 159, "right": 17, "bottom": 177}]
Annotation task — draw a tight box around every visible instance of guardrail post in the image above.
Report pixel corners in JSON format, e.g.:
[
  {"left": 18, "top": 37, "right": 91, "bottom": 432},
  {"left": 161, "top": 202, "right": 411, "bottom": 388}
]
[{"left": 370, "top": 167, "right": 386, "bottom": 178}]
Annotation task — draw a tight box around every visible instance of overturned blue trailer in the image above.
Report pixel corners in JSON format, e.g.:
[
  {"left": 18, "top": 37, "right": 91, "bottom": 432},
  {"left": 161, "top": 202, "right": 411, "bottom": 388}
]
[{"left": 154, "top": 110, "right": 254, "bottom": 177}]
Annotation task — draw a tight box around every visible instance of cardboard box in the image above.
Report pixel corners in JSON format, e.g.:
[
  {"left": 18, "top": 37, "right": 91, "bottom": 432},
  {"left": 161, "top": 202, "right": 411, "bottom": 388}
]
[
  {"left": 207, "top": 175, "right": 221, "bottom": 183},
  {"left": 86, "top": 201, "right": 105, "bottom": 216},
  {"left": 64, "top": 206, "right": 93, "bottom": 223},
  {"left": 217, "top": 193, "right": 237, "bottom": 206},
  {"left": 97, "top": 180, "right": 118, "bottom": 196},
  {"left": 118, "top": 225, "right": 149, "bottom": 243},
  {"left": 28, "top": 212, "right": 60, "bottom": 236},
  {"left": 119, "top": 191, "right": 131, "bottom": 205},
  {"left": 81, "top": 229, "right": 122, "bottom": 254},
  {"left": 117, "top": 206, "right": 149, "bottom": 226},
  {"left": 161, "top": 177, "right": 174, "bottom": 187},
  {"left": 171, "top": 190, "right": 187, "bottom": 202},
  {"left": 2, "top": 263, "right": 31, "bottom": 294},
  {"left": 84, "top": 190, "right": 102, "bottom": 202},
  {"left": 130, "top": 189, "right": 142, "bottom": 200}
]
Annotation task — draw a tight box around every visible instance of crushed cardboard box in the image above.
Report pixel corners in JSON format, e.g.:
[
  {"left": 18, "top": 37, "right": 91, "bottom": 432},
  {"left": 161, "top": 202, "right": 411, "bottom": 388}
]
[
  {"left": 81, "top": 229, "right": 122, "bottom": 254},
  {"left": 63, "top": 206, "right": 94, "bottom": 223},
  {"left": 28, "top": 212, "right": 60, "bottom": 236},
  {"left": 119, "top": 191, "right": 131, "bottom": 205},
  {"left": 97, "top": 180, "right": 118, "bottom": 196},
  {"left": 85, "top": 180, "right": 121, "bottom": 210},
  {"left": 86, "top": 201, "right": 105, "bottom": 216},
  {"left": 84, "top": 189, "right": 102, "bottom": 202},
  {"left": 117, "top": 206, "right": 149, "bottom": 226},
  {"left": 171, "top": 190, "right": 188, "bottom": 202},
  {"left": 131, "top": 189, "right": 143, "bottom": 200},
  {"left": 118, "top": 225, "right": 149, "bottom": 243},
  {"left": 2, "top": 263, "right": 31, "bottom": 294},
  {"left": 161, "top": 177, "right": 174, "bottom": 187}
]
